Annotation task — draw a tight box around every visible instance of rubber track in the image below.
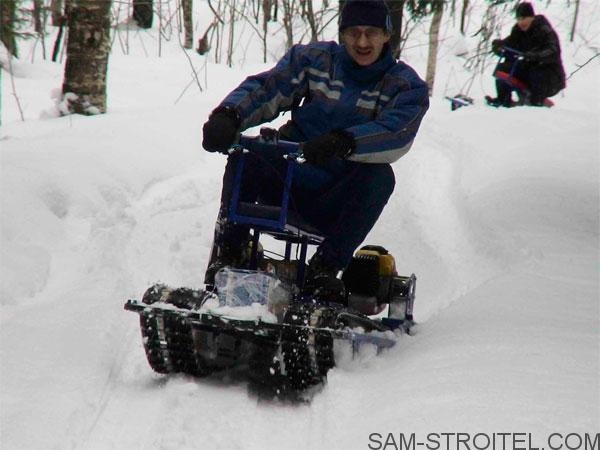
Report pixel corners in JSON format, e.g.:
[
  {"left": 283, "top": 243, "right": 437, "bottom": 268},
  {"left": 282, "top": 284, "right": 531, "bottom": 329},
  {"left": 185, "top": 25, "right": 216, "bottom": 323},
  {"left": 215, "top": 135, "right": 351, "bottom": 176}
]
[{"left": 140, "top": 311, "right": 212, "bottom": 376}]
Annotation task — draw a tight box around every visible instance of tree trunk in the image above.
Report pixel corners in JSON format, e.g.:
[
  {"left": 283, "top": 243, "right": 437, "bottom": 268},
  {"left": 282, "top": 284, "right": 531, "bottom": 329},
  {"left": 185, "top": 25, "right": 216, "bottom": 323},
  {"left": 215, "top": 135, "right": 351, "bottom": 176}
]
[
  {"left": 133, "top": 0, "right": 153, "bottom": 29},
  {"left": 33, "top": 0, "right": 44, "bottom": 34},
  {"left": 569, "top": 0, "right": 580, "bottom": 42},
  {"left": 182, "top": 0, "right": 193, "bottom": 48},
  {"left": 51, "top": 0, "right": 69, "bottom": 61},
  {"left": 32, "top": 0, "right": 47, "bottom": 59},
  {"left": 460, "top": 0, "right": 469, "bottom": 35},
  {"left": 51, "top": 0, "right": 64, "bottom": 26},
  {"left": 262, "top": 0, "right": 272, "bottom": 22},
  {"left": 386, "top": 0, "right": 404, "bottom": 59},
  {"left": 281, "top": 0, "right": 294, "bottom": 51},
  {"left": 226, "top": 0, "right": 235, "bottom": 67},
  {"left": 62, "top": 0, "right": 112, "bottom": 114},
  {"left": 0, "top": 0, "right": 18, "bottom": 57},
  {"left": 304, "top": 0, "right": 318, "bottom": 42},
  {"left": 338, "top": 0, "right": 346, "bottom": 42},
  {"left": 262, "top": 0, "right": 269, "bottom": 62},
  {"left": 52, "top": 23, "right": 65, "bottom": 61},
  {"left": 425, "top": 3, "right": 444, "bottom": 97}
]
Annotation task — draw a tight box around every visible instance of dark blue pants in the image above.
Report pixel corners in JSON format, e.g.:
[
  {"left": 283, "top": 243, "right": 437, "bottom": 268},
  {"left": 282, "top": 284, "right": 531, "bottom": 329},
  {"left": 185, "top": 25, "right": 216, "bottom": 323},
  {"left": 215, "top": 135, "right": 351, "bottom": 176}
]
[{"left": 215, "top": 149, "right": 395, "bottom": 270}]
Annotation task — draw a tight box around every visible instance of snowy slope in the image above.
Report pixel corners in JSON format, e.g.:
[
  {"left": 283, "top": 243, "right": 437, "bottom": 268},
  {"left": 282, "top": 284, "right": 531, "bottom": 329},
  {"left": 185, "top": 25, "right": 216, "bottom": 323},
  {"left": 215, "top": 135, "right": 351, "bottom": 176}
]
[{"left": 2, "top": 4, "right": 599, "bottom": 449}]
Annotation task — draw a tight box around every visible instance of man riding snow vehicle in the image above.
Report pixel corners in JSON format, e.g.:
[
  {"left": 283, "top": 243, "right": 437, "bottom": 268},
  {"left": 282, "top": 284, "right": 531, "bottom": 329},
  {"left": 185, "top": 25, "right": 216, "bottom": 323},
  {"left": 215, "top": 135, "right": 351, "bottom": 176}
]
[
  {"left": 124, "top": 0, "right": 429, "bottom": 397},
  {"left": 202, "top": 0, "right": 429, "bottom": 301}
]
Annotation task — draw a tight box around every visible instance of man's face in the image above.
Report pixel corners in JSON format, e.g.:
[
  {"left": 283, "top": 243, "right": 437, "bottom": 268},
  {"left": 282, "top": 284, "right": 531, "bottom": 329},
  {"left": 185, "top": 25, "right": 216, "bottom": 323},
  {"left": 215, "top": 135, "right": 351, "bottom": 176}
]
[
  {"left": 517, "top": 16, "right": 534, "bottom": 31},
  {"left": 341, "top": 26, "right": 391, "bottom": 66}
]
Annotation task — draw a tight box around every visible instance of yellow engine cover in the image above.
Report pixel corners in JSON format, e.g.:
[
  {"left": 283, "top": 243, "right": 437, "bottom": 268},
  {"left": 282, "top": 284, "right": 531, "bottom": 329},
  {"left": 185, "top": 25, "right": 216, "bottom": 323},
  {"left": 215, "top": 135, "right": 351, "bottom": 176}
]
[{"left": 355, "top": 248, "right": 397, "bottom": 277}]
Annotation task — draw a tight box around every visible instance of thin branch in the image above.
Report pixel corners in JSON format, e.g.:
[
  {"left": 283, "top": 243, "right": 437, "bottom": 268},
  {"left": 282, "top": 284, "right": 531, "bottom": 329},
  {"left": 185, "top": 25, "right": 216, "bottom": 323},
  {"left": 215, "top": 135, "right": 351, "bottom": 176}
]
[
  {"left": 7, "top": 55, "right": 25, "bottom": 122},
  {"left": 207, "top": 0, "right": 225, "bottom": 25},
  {"left": 567, "top": 53, "right": 600, "bottom": 80},
  {"left": 177, "top": 43, "right": 203, "bottom": 96}
]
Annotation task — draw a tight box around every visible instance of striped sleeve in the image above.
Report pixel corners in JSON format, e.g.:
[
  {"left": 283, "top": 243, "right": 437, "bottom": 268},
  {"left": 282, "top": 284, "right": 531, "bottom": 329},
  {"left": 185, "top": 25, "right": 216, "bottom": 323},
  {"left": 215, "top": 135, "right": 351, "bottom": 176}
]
[
  {"left": 218, "top": 45, "right": 310, "bottom": 131},
  {"left": 347, "top": 75, "right": 429, "bottom": 164}
]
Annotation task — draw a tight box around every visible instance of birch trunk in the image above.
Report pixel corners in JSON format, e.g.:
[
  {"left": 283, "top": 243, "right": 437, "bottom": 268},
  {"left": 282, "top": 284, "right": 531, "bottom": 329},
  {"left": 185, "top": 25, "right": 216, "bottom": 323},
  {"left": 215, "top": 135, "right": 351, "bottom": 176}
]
[
  {"left": 62, "top": 0, "right": 112, "bottom": 114},
  {"left": 182, "top": 0, "right": 193, "bottom": 48}
]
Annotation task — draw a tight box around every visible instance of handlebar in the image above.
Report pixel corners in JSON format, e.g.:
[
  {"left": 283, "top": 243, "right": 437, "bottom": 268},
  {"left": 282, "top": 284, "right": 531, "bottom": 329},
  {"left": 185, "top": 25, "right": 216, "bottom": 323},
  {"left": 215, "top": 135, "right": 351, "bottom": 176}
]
[
  {"left": 232, "top": 128, "right": 305, "bottom": 162},
  {"left": 500, "top": 45, "right": 525, "bottom": 59}
]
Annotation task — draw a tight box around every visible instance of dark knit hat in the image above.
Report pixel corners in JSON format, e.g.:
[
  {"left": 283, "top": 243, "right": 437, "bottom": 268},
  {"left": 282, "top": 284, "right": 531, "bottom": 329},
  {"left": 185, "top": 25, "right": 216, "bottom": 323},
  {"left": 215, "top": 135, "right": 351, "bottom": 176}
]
[
  {"left": 339, "top": 0, "right": 392, "bottom": 32},
  {"left": 515, "top": 2, "right": 535, "bottom": 18}
]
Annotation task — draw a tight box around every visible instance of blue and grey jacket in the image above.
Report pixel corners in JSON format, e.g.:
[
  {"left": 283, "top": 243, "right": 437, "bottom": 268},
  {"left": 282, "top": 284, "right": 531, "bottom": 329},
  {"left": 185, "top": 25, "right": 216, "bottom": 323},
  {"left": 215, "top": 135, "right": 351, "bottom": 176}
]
[{"left": 219, "top": 41, "right": 429, "bottom": 164}]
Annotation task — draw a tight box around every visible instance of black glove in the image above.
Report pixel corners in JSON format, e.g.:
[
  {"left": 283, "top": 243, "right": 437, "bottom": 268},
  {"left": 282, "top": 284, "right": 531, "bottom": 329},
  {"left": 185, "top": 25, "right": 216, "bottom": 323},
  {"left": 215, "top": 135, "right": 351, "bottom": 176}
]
[
  {"left": 301, "top": 130, "right": 355, "bottom": 166},
  {"left": 202, "top": 106, "right": 241, "bottom": 153},
  {"left": 491, "top": 39, "right": 504, "bottom": 56}
]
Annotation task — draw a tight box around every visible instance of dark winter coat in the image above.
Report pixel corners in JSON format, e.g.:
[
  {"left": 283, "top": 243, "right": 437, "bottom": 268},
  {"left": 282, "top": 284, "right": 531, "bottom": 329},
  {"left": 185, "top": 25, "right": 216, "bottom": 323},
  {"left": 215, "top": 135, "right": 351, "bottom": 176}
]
[
  {"left": 497, "top": 15, "right": 566, "bottom": 98},
  {"left": 218, "top": 42, "right": 429, "bottom": 164}
]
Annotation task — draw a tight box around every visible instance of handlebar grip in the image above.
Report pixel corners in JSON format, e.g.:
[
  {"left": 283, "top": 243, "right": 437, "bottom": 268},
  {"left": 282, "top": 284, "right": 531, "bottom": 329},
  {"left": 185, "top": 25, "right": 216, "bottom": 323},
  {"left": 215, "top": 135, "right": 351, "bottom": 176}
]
[
  {"left": 238, "top": 135, "right": 301, "bottom": 154},
  {"left": 502, "top": 46, "right": 524, "bottom": 57}
]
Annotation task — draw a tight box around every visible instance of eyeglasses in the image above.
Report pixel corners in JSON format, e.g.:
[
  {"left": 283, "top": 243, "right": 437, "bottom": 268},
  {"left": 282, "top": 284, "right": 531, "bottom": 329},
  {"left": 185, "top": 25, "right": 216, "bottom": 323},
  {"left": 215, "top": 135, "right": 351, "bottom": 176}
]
[{"left": 342, "top": 27, "right": 387, "bottom": 41}]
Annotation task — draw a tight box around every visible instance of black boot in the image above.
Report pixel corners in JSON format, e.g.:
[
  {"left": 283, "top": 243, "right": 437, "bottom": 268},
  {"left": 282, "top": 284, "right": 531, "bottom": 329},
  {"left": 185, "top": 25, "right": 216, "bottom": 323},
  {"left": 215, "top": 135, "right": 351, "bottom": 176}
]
[
  {"left": 529, "top": 94, "right": 546, "bottom": 107},
  {"left": 303, "top": 252, "right": 346, "bottom": 304},
  {"left": 485, "top": 95, "right": 502, "bottom": 107},
  {"left": 204, "top": 242, "right": 251, "bottom": 285},
  {"left": 204, "top": 219, "right": 251, "bottom": 285}
]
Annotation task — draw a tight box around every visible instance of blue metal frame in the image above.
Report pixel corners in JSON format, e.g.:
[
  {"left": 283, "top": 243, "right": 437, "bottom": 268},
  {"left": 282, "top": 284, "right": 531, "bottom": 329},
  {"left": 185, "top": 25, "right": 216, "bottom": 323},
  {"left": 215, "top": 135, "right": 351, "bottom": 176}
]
[
  {"left": 224, "top": 133, "right": 320, "bottom": 287},
  {"left": 227, "top": 152, "right": 295, "bottom": 232}
]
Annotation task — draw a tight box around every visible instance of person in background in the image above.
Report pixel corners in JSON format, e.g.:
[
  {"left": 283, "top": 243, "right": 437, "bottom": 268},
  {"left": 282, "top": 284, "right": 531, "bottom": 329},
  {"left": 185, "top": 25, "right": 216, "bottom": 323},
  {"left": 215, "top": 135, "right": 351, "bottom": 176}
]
[
  {"left": 201, "top": 0, "right": 429, "bottom": 300},
  {"left": 487, "top": 2, "right": 566, "bottom": 107}
]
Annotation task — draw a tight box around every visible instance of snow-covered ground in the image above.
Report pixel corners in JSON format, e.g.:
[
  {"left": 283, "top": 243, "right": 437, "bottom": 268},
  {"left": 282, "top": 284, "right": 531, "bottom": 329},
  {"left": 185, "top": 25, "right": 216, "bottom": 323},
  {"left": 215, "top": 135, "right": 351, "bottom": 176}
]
[{"left": 1, "top": 2, "right": 599, "bottom": 449}]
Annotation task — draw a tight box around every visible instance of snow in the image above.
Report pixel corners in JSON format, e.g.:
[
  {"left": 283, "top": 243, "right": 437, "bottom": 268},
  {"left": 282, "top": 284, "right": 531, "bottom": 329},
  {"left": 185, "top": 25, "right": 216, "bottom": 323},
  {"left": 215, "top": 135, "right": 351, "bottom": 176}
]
[{"left": 1, "top": 3, "right": 599, "bottom": 449}]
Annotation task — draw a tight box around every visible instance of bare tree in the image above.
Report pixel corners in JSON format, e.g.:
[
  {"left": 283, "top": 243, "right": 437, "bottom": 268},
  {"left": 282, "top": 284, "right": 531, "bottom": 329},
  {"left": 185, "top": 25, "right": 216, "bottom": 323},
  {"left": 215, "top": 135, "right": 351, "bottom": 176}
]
[
  {"left": 461, "top": 0, "right": 506, "bottom": 91},
  {"left": 302, "top": 0, "right": 318, "bottom": 42},
  {"left": 569, "top": 0, "right": 580, "bottom": 42},
  {"left": 460, "top": 0, "right": 468, "bottom": 35},
  {"left": 238, "top": 0, "right": 270, "bottom": 62},
  {"left": 261, "top": 0, "right": 270, "bottom": 61},
  {"left": 1, "top": 0, "right": 19, "bottom": 57},
  {"left": 181, "top": 0, "right": 193, "bottom": 48},
  {"left": 262, "top": 0, "right": 273, "bottom": 21},
  {"left": 51, "top": 0, "right": 64, "bottom": 25},
  {"left": 4, "top": 49, "right": 26, "bottom": 122},
  {"left": 61, "top": 0, "right": 112, "bottom": 114},
  {"left": 226, "top": 0, "right": 236, "bottom": 66},
  {"left": 32, "top": 0, "right": 48, "bottom": 59},
  {"left": 386, "top": 0, "right": 405, "bottom": 58},
  {"left": 425, "top": 2, "right": 444, "bottom": 96},
  {"left": 50, "top": 0, "right": 70, "bottom": 61},
  {"left": 281, "top": 0, "right": 295, "bottom": 51},
  {"left": 32, "top": 0, "right": 44, "bottom": 34}
]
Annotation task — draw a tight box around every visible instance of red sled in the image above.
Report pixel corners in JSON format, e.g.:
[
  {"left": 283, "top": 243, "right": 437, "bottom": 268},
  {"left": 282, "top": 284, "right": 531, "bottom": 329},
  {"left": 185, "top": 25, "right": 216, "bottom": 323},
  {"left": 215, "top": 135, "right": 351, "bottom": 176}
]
[{"left": 495, "top": 70, "right": 555, "bottom": 107}]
